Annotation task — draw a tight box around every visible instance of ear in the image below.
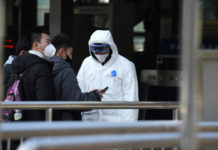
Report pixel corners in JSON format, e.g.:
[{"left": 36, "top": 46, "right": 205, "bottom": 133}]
[
  {"left": 19, "top": 50, "right": 26, "bottom": 55},
  {"left": 56, "top": 48, "right": 64, "bottom": 57},
  {"left": 33, "top": 41, "right": 39, "bottom": 50}
]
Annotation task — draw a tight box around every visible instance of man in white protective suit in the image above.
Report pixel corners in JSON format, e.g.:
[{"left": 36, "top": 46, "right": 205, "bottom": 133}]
[{"left": 77, "top": 30, "right": 139, "bottom": 122}]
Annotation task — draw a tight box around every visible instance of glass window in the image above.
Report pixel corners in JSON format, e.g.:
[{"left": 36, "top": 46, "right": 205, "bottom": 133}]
[
  {"left": 133, "top": 36, "right": 145, "bottom": 52},
  {"left": 73, "top": 0, "right": 109, "bottom": 4},
  {"left": 133, "top": 21, "right": 145, "bottom": 52},
  {"left": 133, "top": 21, "right": 145, "bottom": 33},
  {"left": 37, "top": 0, "right": 50, "bottom": 26},
  {"left": 99, "top": 0, "right": 109, "bottom": 4},
  {"left": 201, "top": 0, "right": 218, "bottom": 48}
]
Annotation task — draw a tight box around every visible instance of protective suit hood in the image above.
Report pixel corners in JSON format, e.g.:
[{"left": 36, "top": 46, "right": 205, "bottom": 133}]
[{"left": 88, "top": 30, "right": 118, "bottom": 67}]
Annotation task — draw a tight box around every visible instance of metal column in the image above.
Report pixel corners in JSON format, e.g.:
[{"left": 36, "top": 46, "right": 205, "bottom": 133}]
[
  {"left": 0, "top": 1, "right": 6, "bottom": 150},
  {"left": 180, "top": 0, "right": 202, "bottom": 150},
  {"left": 49, "top": 0, "right": 74, "bottom": 38}
]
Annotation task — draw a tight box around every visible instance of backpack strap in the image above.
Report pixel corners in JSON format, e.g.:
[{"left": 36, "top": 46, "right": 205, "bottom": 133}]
[{"left": 12, "top": 63, "right": 37, "bottom": 100}]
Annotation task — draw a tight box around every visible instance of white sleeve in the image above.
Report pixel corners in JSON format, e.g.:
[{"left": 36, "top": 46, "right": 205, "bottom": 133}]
[
  {"left": 77, "top": 60, "right": 87, "bottom": 93},
  {"left": 122, "top": 62, "right": 139, "bottom": 101},
  {"left": 121, "top": 62, "right": 139, "bottom": 121}
]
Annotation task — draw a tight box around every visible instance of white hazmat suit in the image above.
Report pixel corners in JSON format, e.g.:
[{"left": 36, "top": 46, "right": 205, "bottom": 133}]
[{"left": 77, "top": 30, "right": 139, "bottom": 122}]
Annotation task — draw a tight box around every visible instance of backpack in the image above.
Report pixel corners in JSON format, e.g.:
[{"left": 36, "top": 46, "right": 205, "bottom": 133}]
[{"left": 3, "top": 72, "right": 26, "bottom": 122}]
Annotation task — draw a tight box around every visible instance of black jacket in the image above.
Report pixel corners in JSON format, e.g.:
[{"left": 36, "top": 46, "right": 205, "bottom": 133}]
[
  {"left": 3, "top": 55, "right": 16, "bottom": 96},
  {"left": 3, "top": 64, "right": 13, "bottom": 96},
  {"left": 12, "top": 53, "right": 55, "bottom": 121},
  {"left": 50, "top": 56, "right": 101, "bottom": 120}
]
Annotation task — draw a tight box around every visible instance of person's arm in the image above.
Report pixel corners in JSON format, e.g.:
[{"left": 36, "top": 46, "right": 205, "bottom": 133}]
[
  {"left": 61, "top": 68, "right": 101, "bottom": 101},
  {"left": 77, "top": 60, "right": 87, "bottom": 93},
  {"left": 3, "top": 64, "right": 13, "bottom": 95},
  {"left": 121, "top": 63, "right": 139, "bottom": 122}
]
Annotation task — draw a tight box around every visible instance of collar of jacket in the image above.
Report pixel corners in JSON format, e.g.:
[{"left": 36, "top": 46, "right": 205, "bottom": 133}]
[
  {"left": 29, "top": 50, "right": 46, "bottom": 59},
  {"left": 49, "top": 56, "right": 71, "bottom": 66}
]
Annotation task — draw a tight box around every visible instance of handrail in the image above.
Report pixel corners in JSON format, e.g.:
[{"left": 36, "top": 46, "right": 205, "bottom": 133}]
[
  {"left": 17, "top": 132, "right": 218, "bottom": 150},
  {"left": 1, "top": 121, "right": 179, "bottom": 139},
  {"left": 18, "top": 133, "right": 180, "bottom": 150},
  {"left": 0, "top": 101, "right": 179, "bottom": 109},
  {"left": 0, "top": 101, "right": 180, "bottom": 150},
  {"left": 0, "top": 101, "right": 180, "bottom": 122},
  {"left": 2, "top": 121, "right": 218, "bottom": 139}
]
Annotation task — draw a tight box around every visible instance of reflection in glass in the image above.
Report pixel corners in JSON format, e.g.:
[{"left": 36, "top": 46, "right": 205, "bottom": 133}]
[
  {"left": 133, "top": 21, "right": 145, "bottom": 52},
  {"left": 133, "top": 36, "right": 145, "bottom": 52},
  {"left": 202, "top": 0, "right": 218, "bottom": 48}
]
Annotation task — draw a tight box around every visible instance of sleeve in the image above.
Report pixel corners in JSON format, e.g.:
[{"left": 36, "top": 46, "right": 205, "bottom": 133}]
[
  {"left": 35, "top": 63, "right": 55, "bottom": 100},
  {"left": 61, "top": 68, "right": 100, "bottom": 101},
  {"left": 3, "top": 64, "right": 13, "bottom": 95},
  {"left": 121, "top": 62, "right": 139, "bottom": 122},
  {"left": 77, "top": 60, "right": 87, "bottom": 92}
]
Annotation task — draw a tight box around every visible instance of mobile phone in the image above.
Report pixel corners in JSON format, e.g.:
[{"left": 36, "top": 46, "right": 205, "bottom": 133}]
[{"left": 101, "top": 86, "right": 108, "bottom": 93}]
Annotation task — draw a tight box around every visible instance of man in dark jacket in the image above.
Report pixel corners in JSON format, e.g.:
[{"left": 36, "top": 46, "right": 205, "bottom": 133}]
[
  {"left": 11, "top": 27, "right": 55, "bottom": 121},
  {"left": 4, "top": 37, "right": 30, "bottom": 96},
  {"left": 50, "top": 33, "right": 102, "bottom": 120}
]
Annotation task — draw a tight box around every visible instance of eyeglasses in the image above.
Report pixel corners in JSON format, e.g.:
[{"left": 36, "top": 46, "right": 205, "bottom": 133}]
[{"left": 90, "top": 43, "right": 110, "bottom": 53}]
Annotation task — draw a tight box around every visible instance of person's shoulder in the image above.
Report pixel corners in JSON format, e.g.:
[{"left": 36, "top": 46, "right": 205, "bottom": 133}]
[
  {"left": 59, "top": 67, "right": 76, "bottom": 79},
  {"left": 3, "top": 64, "right": 13, "bottom": 75},
  {"left": 16, "top": 53, "right": 46, "bottom": 64},
  {"left": 117, "top": 55, "right": 134, "bottom": 66},
  {"left": 81, "top": 56, "right": 92, "bottom": 65},
  {"left": 62, "top": 67, "right": 74, "bottom": 74},
  {"left": 4, "top": 63, "right": 12, "bottom": 69},
  {"left": 30, "top": 58, "right": 53, "bottom": 72}
]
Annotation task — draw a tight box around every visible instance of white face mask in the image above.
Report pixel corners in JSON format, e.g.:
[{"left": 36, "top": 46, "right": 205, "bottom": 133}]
[
  {"left": 94, "top": 53, "right": 109, "bottom": 63},
  {"left": 44, "top": 44, "right": 56, "bottom": 58}
]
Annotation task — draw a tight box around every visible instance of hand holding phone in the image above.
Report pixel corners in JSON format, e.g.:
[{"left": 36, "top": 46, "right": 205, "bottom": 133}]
[
  {"left": 95, "top": 87, "right": 108, "bottom": 98},
  {"left": 101, "top": 86, "right": 108, "bottom": 93}
]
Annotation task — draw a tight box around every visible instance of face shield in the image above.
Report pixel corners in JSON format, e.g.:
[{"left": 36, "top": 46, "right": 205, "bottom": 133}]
[{"left": 89, "top": 43, "right": 110, "bottom": 53}]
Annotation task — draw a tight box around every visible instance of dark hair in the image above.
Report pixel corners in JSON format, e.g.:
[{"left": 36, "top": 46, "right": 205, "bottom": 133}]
[
  {"left": 51, "top": 33, "right": 73, "bottom": 53},
  {"left": 15, "top": 37, "right": 30, "bottom": 55},
  {"left": 26, "top": 26, "right": 49, "bottom": 46}
]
